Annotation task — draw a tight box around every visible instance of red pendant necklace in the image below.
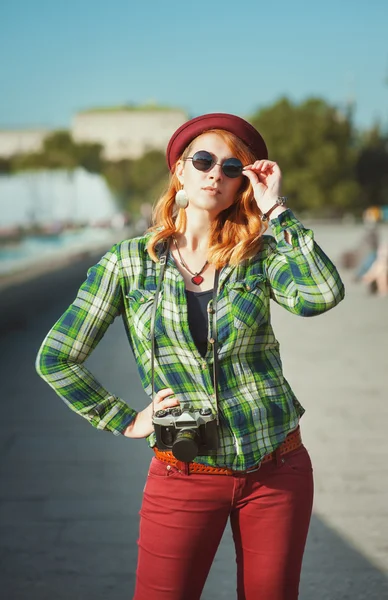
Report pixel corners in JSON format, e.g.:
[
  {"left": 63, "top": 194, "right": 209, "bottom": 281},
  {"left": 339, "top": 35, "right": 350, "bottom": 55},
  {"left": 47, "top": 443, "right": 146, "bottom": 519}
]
[{"left": 172, "top": 237, "right": 208, "bottom": 286}]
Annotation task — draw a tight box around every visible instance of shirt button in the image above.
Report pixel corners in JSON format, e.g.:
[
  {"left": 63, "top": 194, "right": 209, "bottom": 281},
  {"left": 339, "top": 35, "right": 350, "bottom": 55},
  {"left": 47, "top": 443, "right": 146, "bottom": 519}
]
[
  {"left": 140, "top": 297, "right": 145, "bottom": 303},
  {"left": 166, "top": 465, "right": 171, "bottom": 471},
  {"left": 246, "top": 285, "right": 251, "bottom": 291},
  {"left": 207, "top": 306, "right": 214, "bottom": 314},
  {"left": 208, "top": 338, "right": 215, "bottom": 344},
  {"left": 201, "top": 362, "right": 207, "bottom": 370}
]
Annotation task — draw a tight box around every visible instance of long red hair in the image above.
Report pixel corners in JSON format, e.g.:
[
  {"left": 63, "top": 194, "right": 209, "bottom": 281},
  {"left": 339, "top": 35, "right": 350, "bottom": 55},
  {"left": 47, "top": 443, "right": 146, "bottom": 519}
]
[{"left": 147, "top": 129, "right": 268, "bottom": 268}]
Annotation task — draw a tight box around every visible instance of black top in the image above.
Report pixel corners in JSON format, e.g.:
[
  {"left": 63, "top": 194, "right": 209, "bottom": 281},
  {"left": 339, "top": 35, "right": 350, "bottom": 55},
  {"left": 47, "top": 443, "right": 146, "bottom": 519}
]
[{"left": 185, "top": 289, "right": 213, "bottom": 358}]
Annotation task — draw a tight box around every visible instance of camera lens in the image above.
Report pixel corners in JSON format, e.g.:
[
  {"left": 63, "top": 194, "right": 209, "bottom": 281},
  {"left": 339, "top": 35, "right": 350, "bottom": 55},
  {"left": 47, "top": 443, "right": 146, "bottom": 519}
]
[
  {"left": 199, "top": 408, "right": 212, "bottom": 416},
  {"left": 172, "top": 429, "right": 199, "bottom": 462}
]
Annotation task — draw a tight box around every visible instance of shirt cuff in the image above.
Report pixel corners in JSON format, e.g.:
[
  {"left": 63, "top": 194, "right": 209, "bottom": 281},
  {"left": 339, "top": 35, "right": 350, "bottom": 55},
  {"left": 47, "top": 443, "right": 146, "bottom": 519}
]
[
  {"left": 270, "top": 209, "right": 305, "bottom": 239},
  {"left": 268, "top": 209, "right": 313, "bottom": 278},
  {"left": 113, "top": 409, "right": 138, "bottom": 436},
  {"left": 89, "top": 402, "right": 138, "bottom": 436}
]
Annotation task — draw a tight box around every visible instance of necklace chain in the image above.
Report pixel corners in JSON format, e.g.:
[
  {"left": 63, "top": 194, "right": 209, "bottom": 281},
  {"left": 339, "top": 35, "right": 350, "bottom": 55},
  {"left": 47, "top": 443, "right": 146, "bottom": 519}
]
[{"left": 172, "top": 237, "right": 208, "bottom": 279}]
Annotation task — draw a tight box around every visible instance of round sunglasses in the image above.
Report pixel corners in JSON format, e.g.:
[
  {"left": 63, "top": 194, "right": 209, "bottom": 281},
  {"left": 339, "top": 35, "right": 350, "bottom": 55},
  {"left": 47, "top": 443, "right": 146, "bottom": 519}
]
[{"left": 184, "top": 150, "right": 244, "bottom": 179}]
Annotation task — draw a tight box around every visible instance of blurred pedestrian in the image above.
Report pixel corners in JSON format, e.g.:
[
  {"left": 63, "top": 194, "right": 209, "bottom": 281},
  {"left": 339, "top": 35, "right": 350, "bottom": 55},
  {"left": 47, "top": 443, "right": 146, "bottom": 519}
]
[
  {"left": 362, "top": 241, "right": 388, "bottom": 296},
  {"left": 36, "top": 113, "right": 345, "bottom": 600},
  {"left": 354, "top": 221, "right": 379, "bottom": 281}
]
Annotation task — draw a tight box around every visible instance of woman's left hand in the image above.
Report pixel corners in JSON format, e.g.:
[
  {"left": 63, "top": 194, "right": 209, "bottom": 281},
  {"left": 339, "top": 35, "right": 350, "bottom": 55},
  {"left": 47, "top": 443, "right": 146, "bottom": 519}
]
[{"left": 242, "top": 160, "right": 282, "bottom": 211}]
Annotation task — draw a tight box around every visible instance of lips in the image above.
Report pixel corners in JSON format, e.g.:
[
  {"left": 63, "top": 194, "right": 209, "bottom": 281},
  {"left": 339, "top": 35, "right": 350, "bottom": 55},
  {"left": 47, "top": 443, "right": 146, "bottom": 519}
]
[{"left": 202, "top": 187, "right": 220, "bottom": 193}]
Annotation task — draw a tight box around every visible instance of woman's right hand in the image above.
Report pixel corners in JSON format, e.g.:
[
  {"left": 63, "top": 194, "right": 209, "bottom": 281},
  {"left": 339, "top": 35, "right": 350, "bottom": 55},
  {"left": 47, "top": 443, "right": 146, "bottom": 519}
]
[{"left": 123, "top": 388, "right": 179, "bottom": 439}]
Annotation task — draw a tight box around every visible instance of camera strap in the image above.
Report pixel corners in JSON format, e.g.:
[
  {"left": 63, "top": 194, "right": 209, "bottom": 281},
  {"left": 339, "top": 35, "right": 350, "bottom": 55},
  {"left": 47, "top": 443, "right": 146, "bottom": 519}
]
[
  {"left": 211, "top": 269, "right": 220, "bottom": 422},
  {"left": 150, "top": 241, "right": 168, "bottom": 420},
  {"left": 150, "top": 238, "right": 220, "bottom": 422}
]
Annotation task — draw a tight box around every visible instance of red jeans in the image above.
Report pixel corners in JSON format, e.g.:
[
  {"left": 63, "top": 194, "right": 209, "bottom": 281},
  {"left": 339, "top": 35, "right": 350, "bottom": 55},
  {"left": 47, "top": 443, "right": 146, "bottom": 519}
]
[{"left": 134, "top": 445, "right": 314, "bottom": 600}]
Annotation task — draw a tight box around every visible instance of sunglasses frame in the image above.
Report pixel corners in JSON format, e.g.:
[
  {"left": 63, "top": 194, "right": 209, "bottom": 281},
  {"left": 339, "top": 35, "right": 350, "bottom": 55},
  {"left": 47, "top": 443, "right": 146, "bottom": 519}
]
[{"left": 184, "top": 150, "right": 245, "bottom": 179}]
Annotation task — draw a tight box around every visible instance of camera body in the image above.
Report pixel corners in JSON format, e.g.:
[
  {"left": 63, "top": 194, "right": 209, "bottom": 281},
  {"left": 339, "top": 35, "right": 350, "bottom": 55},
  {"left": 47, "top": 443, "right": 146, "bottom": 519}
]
[{"left": 153, "top": 403, "right": 219, "bottom": 462}]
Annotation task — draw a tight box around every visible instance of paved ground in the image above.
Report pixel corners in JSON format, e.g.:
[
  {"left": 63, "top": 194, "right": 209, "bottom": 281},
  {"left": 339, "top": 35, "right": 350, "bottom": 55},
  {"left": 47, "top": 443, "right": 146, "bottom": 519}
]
[{"left": 0, "top": 223, "right": 387, "bottom": 599}]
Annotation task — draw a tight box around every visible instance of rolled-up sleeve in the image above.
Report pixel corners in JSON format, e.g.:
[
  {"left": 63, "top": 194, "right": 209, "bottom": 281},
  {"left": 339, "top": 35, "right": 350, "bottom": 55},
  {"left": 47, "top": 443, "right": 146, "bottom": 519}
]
[
  {"left": 265, "top": 209, "right": 345, "bottom": 316},
  {"left": 35, "top": 245, "right": 137, "bottom": 435}
]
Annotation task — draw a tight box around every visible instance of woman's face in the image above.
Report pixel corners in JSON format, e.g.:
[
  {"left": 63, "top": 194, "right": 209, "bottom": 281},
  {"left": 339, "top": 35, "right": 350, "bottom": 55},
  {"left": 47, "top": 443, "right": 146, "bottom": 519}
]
[{"left": 175, "top": 133, "right": 243, "bottom": 216}]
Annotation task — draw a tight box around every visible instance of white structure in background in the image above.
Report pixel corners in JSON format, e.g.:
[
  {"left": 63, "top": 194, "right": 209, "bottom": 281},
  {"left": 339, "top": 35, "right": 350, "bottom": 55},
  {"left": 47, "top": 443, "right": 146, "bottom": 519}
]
[
  {"left": 0, "top": 106, "right": 188, "bottom": 160},
  {"left": 0, "top": 169, "right": 117, "bottom": 228},
  {"left": 71, "top": 106, "right": 188, "bottom": 160},
  {"left": 0, "top": 129, "right": 50, "bottom": 158}
]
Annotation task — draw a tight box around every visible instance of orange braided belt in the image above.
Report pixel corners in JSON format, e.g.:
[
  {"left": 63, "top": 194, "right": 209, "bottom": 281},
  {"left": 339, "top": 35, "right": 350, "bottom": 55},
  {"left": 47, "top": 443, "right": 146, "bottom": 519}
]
[{"left": 153, "top": 426, "right": 302, "bottom": 475}]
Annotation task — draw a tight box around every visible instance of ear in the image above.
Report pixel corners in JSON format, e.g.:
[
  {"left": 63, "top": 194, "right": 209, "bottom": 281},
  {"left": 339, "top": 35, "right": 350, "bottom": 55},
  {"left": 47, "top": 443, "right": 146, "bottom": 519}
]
[{"left": 175, "top": 160, "right": 185, "bottom": 186}]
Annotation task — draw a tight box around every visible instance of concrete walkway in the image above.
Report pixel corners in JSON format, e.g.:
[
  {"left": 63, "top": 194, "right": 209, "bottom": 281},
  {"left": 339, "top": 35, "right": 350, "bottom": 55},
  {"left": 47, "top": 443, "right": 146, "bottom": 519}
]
[{"left": 0, "top": 223, "right": 387, "bottom": 599}]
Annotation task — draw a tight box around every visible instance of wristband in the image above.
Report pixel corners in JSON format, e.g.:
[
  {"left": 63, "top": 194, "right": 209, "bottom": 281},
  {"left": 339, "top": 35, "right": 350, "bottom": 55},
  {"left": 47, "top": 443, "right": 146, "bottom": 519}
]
[{"left": 261, "top": 196, "right": 288, "bottom": 221}]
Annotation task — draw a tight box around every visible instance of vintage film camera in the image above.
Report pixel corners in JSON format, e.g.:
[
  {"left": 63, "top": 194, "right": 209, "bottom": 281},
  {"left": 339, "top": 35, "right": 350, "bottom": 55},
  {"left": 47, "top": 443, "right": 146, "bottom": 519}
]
[{"left": 153, "top": 402, "right": 219, "bottom": 462}]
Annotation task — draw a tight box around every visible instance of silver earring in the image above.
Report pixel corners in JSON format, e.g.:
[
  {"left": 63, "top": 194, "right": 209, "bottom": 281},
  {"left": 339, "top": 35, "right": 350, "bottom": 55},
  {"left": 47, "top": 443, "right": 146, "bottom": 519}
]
[{"left": 175, "top": 189, "right": 189, "bottom": 209}]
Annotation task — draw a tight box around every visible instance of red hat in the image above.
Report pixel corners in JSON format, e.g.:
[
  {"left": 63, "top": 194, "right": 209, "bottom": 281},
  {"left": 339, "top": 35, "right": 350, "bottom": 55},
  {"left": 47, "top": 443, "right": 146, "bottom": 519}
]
[{"left": 166, "top": 112, "right": 268, "bottom": 172}]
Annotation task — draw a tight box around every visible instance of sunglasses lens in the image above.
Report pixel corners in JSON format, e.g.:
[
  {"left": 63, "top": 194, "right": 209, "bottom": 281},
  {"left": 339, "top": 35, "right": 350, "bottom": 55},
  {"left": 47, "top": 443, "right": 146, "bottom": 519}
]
[
  {"left": 191, "top": 151, "right": 213, "bottom": 172},
  {"left": 222, "top": 158, "right": 243, "bottom": 178},
  {"left": 189, "top": 152, "right": 243, "bottom": 178}
]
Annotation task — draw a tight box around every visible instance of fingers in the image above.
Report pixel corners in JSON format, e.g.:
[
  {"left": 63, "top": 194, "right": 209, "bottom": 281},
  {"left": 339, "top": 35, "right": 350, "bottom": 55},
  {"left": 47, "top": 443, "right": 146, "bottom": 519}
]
[
  {"left": 153, "top": 388, "right": 179, "bottom": 411},
  {"left": 243, "top": 159, "right": 277, "bottom": 175},
  {"left": 243, "top": 160, "right": 282, "bottom": 198},
  {"left": 242, "top": 160, "right": 279, "bottom": 186},
  {"left": 242, "top": 168, "right": 260, "bottom": 185},
  {"left": 155, "top": 388, "right": 175, "bottom": 401}
]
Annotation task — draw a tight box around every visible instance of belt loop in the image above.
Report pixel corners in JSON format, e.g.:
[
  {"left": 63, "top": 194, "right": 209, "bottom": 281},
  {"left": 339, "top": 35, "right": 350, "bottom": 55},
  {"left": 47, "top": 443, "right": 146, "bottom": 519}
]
[
  {"left": 177, "top": 460, "right": 189, "bottom": 475},
  {"left": 274, "top": 447, "right": 283, "bottom": 467}
]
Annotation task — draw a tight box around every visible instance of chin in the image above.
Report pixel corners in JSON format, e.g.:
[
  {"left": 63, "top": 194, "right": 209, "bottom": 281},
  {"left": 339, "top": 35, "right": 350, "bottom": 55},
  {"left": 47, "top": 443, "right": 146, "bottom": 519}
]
[{"left": 193, "top": 196, "right": 219, "bottom": 209}]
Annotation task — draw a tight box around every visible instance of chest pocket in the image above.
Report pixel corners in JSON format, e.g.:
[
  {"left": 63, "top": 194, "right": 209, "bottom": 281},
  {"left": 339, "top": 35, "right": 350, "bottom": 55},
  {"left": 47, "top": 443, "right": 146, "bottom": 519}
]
[
  {"left": 126, "top": 288, "right": 162, "bottom": 341},
  {"left": 226, "top": 275, "right": 268, "bottom": 329}
]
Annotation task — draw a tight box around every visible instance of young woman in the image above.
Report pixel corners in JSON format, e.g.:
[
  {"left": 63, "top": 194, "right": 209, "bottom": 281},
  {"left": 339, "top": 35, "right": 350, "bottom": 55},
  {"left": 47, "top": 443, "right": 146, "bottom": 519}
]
[{"left": 36, "top": 113, "right": 345, "bottom": 600}]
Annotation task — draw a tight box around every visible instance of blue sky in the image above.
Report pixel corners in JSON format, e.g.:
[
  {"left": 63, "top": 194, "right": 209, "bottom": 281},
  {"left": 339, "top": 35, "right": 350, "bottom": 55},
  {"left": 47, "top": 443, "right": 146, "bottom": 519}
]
[{"left": 1, "top": 0, "right": 387, "bottom": 131}]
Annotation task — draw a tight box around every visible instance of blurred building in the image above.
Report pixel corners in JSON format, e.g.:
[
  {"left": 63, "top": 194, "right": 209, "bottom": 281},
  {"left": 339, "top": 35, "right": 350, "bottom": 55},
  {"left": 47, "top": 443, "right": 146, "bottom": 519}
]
[
  {"left": 71, "top": 105, "right": 188, "bottom": 160},
  {"left": 0, "top": 105, "right": 188, "bottom": 160},
  {"left": 0, "top": 129, "right": 50, "bottom": 158}
]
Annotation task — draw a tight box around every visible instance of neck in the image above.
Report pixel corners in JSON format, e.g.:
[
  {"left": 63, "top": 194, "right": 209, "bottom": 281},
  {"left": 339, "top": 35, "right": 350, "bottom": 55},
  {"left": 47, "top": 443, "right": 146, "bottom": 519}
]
[{"left": 176, "top": 205, "right": 214, "bottom": 251}]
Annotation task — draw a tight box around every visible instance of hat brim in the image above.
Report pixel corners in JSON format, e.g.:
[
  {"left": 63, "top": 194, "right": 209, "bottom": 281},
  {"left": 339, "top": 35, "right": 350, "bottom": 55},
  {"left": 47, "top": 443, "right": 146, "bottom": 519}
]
[{"left": 166, "top": 112, "right": 268, "bottom": 171}]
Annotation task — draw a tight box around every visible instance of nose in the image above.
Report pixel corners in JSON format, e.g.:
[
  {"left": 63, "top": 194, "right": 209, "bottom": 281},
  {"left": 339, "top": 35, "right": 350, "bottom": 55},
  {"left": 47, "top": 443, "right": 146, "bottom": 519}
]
[{"left": 209, "top": 162, "right": 223, "bottom": 180}]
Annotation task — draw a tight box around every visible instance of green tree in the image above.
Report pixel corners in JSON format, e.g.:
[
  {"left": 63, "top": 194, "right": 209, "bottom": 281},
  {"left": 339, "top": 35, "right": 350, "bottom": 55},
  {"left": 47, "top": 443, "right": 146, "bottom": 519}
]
[
  {"left": 102, "top": 149, "right": 169, "bottom": 212},
  {"left": 128, "top": 149, "right": 168, "bottom": 197},
  {"left": 102, "top": 159, "right": 135, "bottom": 208},
  {"left": 249, "top": 97, "right": 360, "bottom": 216},
  {"left": 10, "top": 131, "right": 103, "bottom": 173},
  {"left": 74, "top": 142, "right": 104, "bottom": 173},
  {"left": 41, "top": 131, "right": 78, "bottom": 169},
  {"left": 356, "top": 126, "right": 388, "bottom": 207},
  {"left": 11, "top": 151, "right": 50, "bottom": 171},
  {"left": 0, "top": 156, "right": 13, "bottom": 173}
]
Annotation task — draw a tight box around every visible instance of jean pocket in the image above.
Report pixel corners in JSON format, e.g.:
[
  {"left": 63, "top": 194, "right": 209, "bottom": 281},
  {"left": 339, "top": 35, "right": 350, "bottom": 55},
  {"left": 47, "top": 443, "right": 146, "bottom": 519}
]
[
  {"left": 282, "top": 446, "right": 313, "bottom": 474},
  {"left": 147, "top": 456, "right": 181, "bottom": 478}
]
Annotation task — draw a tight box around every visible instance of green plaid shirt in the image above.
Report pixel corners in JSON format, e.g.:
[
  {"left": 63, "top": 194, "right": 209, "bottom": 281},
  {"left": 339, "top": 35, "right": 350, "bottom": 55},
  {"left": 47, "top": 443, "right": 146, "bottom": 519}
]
[{"left": 36, "top": 209, "right": 345, "bottom": 470}]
